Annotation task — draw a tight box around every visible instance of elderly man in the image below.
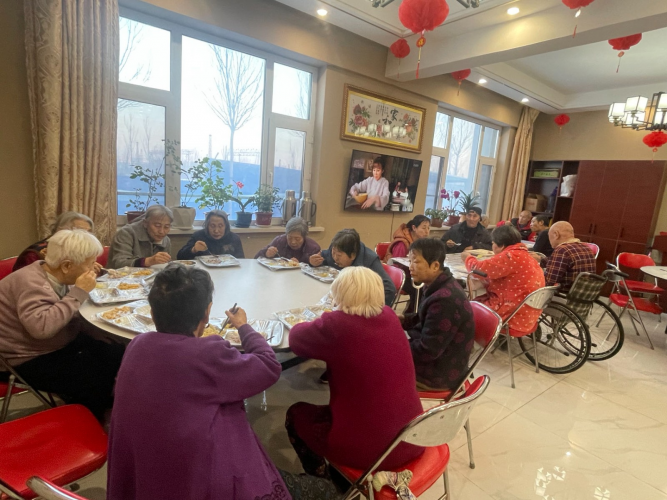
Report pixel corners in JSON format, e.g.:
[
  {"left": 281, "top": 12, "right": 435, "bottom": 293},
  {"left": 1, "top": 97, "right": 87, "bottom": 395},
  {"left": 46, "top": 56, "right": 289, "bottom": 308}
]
[
  {"left": 530, "top": 214, "right": 554, "bottom": 258},
  {"left": 503, "top": 210, "right": 533, "bottom": 240},
  {"left": 545, "top": 221, "right": 596, "bottom": 292},
  {"left": 441, "top": 206, "right": 492, "bottom": 254}
]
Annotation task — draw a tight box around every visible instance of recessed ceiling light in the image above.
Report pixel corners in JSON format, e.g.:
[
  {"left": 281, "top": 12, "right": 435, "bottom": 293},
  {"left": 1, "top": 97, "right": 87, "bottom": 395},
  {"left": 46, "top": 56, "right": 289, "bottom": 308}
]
[
  {"left": 317, "top": 8, "right": 328, "bottom": 16},
  {"left": 478, "top": 78, "right": 487, "bottom": 84},
  {"left": 507, "top": 7, "right": 520, "bottom": 15},
  {"left": 522, "top": 97, "right": 529, "bottom": 103}
]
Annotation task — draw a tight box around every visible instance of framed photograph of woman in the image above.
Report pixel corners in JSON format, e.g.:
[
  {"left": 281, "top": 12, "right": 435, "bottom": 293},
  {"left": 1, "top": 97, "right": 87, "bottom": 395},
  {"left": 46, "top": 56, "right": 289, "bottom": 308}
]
[{"left": 340, "top": 85, "right": 427, "bottom": 153}]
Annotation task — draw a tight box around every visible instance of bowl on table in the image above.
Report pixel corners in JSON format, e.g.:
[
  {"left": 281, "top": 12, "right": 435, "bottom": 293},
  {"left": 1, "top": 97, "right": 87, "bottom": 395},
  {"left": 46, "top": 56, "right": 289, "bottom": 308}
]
[{"left": 352, "top": 193, "right": 368, "bottom": 205}]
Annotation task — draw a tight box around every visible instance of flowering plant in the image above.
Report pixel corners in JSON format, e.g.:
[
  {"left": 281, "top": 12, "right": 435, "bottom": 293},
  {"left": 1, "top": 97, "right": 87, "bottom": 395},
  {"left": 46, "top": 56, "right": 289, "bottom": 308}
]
[
  {"left": 230, "top": 180, "right": 254, "bottom": 213},
  {"left": 440, "top": 189, "right": 461, "bottom": 216}
]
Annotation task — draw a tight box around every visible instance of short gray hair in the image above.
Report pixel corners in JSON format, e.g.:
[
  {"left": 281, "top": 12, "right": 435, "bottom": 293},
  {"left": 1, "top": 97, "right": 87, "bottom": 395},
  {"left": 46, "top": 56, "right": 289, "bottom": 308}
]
[
  {"left": 45, "top": 229, "right": 103, "bottom": 267},
  {"left": 285, "top": 217, "right": 308, "bottom": 238},
  {"left": 144, "top": 205, "right": 173, "bottom": 222},
  {"left": 50, "top": 211, "right": 94, "bottom": 235},
  {"left": 330, "top": 267, "right": 384, "bottom": 318}
]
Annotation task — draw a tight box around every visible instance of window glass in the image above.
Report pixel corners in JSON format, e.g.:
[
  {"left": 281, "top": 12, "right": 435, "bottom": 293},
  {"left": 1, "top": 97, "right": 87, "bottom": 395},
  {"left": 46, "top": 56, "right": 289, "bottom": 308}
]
[
  {"left": 442, "top": 117, "right": 482, "bottom": 195},
  {"left": 119, "top": 17, "right": 170, "bottom": 91},
  {"left": 272, "top": 64, "right": 311, "bottom": 119},
  {"left": 116, "top": 99, "right": 166, "bottom": 214},
  {"left": 181, "top": 36, "right": 265, "bottom": 219},
  {"left": 477, "top": 164, "right": 493, "bottom": 213},
  {"left": 273, "top": 129, "right": 305, "bottom": 217},
  {"left": 425, "top": 155, "right": 445, "bottom": 212},
  {"left": 481, "top": 127, "right": 499, "bottom": 158},
  {"left": 433, "top": 112, "right": 450, "bottom": 149}
]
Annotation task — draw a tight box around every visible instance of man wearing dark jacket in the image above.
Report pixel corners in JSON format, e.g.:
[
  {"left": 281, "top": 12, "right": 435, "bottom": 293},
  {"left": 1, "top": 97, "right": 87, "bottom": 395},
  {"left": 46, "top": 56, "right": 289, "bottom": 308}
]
[
  {"left": 441, "top": 207, "right": 492, "bottom": 254},
  {"left": 310, "top": 228, "right": 396, "bottom": 306}
]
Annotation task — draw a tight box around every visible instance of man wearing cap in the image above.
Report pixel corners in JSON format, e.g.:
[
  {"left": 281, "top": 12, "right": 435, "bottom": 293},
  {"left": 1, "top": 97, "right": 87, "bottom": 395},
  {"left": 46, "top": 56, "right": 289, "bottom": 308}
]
[{"left": 441, "top": 207, "right": 492, "bottom": 254}]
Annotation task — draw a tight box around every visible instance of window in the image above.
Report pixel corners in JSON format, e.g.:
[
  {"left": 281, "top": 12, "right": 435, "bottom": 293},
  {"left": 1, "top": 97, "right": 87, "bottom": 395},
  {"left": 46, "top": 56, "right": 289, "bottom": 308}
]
[
  {"left": 424, "top": 112, "right": 500, "bottom": 215},
  {"left": 117, "top": 11, "right": 317, "bottom": 222}
]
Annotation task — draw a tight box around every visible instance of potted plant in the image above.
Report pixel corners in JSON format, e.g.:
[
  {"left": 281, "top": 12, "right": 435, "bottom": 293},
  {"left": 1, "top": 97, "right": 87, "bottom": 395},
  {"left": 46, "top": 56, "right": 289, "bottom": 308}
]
[
  {"left": 194, "top": 158, "right": 233, "bottom": 212},
  {"left": 458, "top": 190, "right": 481, "bottom": 222},
  {"left": 126, "top": 147, "right": 166, "bottom": 223},
  {"left": 230, "top": 180, "right": 254, "bottom": 228},
  {"left": 424, "top": 208, "right": 446, "bottom": 228},
  {"left": 440, "top": 189, "right": 462, "bottom": 226},
  {"left": 252, "top": 184, "right": 281, "bottom": 227},
  {"left": 167, "top": 140, "right": 204, "bottom": 229}
]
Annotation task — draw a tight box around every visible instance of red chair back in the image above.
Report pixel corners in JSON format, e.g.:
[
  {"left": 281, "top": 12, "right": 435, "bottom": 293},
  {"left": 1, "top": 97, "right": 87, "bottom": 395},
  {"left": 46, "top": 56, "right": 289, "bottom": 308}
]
[
  {"left": 0, "top": 257, "right": 17, "bottom": 280},
  {"left": 471, "top": 301, "right": 501, "bottom": 349},
  {"left": 584, "top": 242, "right": 599, "bottom": 259},
  {"left": 375, "top": 242, "right": 391, "bottom": 261},
  {"left": 617, "top": 252, "right": 654, "bottom": 270},
  {"left": 382, "top": 263, "right": 405, "bottom": 292},
  {"left": 96, "top": 246, "right": 110, "bottom": 267}
]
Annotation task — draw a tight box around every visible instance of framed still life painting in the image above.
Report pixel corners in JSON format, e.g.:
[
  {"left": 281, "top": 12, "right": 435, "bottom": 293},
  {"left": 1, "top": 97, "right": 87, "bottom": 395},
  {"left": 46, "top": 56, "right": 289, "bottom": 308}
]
[{"left": 340, "top": 84, "right": 426, "bottom": 153}]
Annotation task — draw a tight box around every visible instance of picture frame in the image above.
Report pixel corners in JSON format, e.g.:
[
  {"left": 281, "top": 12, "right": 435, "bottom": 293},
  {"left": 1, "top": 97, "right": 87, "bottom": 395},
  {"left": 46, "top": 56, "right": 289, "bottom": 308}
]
[{"left": 340, "top": 84, "right": 427, "bottom": 153}]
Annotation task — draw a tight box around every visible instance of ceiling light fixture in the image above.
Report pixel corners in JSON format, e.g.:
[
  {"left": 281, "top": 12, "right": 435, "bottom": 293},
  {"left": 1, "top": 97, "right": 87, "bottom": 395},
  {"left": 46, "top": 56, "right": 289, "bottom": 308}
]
[
  {"left": 316, "top": 8, "right": 328, "bottom": 16},
  {"left": 609, "top": 92, "right": 667, "bottom": 131},
  {"left": 478, "top": 78, "right": 487, "bottom": 84},
  {"left": 522, "top": 98, "right": 529, "bottom": 103},
  {"left": 507, "top": 7, "right": 520, "bottom": 15}
]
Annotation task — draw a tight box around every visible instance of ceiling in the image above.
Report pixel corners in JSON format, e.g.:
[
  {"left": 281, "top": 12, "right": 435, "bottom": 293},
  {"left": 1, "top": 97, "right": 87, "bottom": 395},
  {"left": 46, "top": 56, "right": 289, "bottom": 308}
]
[{"left": 275, "top": 0, "right": 667, "bottom": 114}]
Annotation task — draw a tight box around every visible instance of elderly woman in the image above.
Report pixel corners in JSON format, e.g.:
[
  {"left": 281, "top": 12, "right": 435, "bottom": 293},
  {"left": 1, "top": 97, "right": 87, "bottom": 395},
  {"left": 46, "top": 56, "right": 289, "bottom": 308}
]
[
  {"left": 0, "top": 230, "right": 124, "bottom": 420},
  {"left": 107, "top": 264, "right": 287, "bottom": 499},
  {"left": 177, "top": 210, "right": 244, "bottom": 260},
  {"left": 286, "top": 267, "right": 424, "bottom": 478},
  {"left": 463, "top": 225, "right": 545, "bottom": 334},
  {"left": 12, "top": 211, "right": 95, "bottom": 272},
  {"left": 384, "top": 214, "right": 431, "bottom": 262},
  {"left": 109, "top": 205, "right": 173, "bottom": 269},
  {"left": 254, "top": 217, "right": 320, "bottom": 263}
]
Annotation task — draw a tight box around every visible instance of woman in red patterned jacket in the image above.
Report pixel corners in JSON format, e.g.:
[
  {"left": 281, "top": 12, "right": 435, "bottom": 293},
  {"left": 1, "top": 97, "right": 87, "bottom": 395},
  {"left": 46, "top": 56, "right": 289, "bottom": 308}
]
[{"left": 463, "top": 225, "right": 545, "bottom": 334}]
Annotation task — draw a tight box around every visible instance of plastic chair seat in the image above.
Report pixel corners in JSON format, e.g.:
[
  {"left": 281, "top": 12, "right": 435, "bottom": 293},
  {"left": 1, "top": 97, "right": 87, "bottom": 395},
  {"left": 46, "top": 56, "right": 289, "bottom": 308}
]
[
  {"left": 508, "top": 324, "right": 537, "bottom": 338},
  {"left": 332, "top": 444, "right": 450, "bottom": 499},
  {"left": 609, "top": 294, "right": 663, "bottom": 315},
  {"left": 621, "top": 280, "right": 664, "bottom": 294},
  {"left": 0, "top": 405, "right": 107, "bottom": 499}
]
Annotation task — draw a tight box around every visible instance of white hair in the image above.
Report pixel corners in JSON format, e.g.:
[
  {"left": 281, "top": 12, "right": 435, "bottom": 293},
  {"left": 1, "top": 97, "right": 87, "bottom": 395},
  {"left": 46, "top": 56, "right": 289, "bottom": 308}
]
[
  {"left": 45, "top": 230, "right": 103, "bottom": 267},
  {"left": 330, "top": 267, "right": 384, "bottom": 318}
]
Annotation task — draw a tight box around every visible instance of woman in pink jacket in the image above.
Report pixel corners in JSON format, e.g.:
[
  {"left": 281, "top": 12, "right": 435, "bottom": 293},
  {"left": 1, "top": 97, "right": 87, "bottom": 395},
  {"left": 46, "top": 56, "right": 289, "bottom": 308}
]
[{"left": 463, "top": 225, "right": 545, "bottom": 333}]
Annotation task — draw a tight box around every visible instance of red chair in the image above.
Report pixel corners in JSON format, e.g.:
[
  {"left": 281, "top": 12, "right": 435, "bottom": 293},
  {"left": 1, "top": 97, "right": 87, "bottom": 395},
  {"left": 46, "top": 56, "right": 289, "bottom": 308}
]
[
  {"left": 616, "top": 252, "right": 664, "bottom": 295},
  {"left": 0, "top": 353, "right": 55, "bottom": 423},
  {"left": 329, "top": 375, "right": 490, "bottom": 500},
  {"left": 375, "top": 242, "right": 391, "bottom": 262},
  {"left": 96, "top": 246, "right": 110, "bottom": 268},
  {"left": 0, "top": 405, "right": 107, "bottom": 500},
  {"left": 26, "top": 477, "right": 88, "bottom": 500},
  {"left": 382, "top": 263, "right": 405, "bottom": 309},
  {"left": 584, "top": 243, "right": 600, "bottom": 259},
  {"left": 0, "top": 375, "right": 28, "bottom": 423},
  {"left": 0, "top": 257, "right": 17, "bottom": 281}
]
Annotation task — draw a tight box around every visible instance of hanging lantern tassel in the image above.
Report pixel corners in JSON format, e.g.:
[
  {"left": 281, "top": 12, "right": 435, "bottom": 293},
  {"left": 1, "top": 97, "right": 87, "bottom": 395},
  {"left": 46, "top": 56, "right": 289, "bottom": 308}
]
[
  {"left": 416, "top": 33, "right": 426, "bottom": 79},
  {"left": 390, "top": 38, "right": 410, "bottom": 79},
  {"left": 608, "top": 34, "right": 642, "bottom": 73},
  {"left": 643, "top": 131, "right": 667, "bottom": 163},
  {"left": 451, "top": 69, "right": 471, "bottom": 97},
  {"left": 616, "top": 51, "right": 625, "bottom": 73},
  {"left": 398, "top": 0, "right": 449, "bottom": 79},
  {"left": 561, "top": 0, "right": 596, "bottom": 37}
]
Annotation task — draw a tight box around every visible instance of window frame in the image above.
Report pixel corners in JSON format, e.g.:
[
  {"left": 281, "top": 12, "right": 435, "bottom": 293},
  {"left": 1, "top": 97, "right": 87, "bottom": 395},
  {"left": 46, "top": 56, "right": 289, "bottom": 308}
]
[{"left": 116, "top": 8, "right": 318, "bottom": 224}]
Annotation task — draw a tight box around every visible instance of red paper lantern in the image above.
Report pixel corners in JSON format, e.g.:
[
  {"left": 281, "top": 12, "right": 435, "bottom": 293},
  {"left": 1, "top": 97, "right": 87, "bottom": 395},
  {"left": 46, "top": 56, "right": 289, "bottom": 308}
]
[
  {"left": 398, "top": 0, "right": 450, "bottom": 78},
  {"left": 643, "top": 131, "right": 667, "bottom": 161},
  {"left": 390, "top": 38, "right": 410, "bottom": 79},
  {"left": 562, "top": 0, "right": 595, "bottom": 37},
  {"left": 608, "top": 34, "right": 642, "bottom": 72},
  {"left": 451, "top": 69, "right": 471, "bottom": 96},
  {"left": 554, "top": 114, "right": 570, "bottom": 130}
]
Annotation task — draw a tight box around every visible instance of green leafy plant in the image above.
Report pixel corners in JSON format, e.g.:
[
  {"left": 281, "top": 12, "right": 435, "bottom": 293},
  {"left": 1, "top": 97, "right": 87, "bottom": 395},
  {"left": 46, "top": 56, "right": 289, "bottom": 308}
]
[
  {"left": 126, "top": 144, "right": 166, "bottom": 211},
  {"left": 425, "top": 208, "right": 447, "bottom": 220},
  {"left": 458, "top": 190, "right": 481, "bottom": 215},
  {"left": 167, "top": 140, "right": 207, "bottom": 207},
  {"left": 252, "top": 184, "right": 282, "bottom": 213},
  {"left": 230, "top": 181, "right": 254, "bottom": 213},
  {"left": 194, "top": 158, "right": 233, "bottom": 211}
]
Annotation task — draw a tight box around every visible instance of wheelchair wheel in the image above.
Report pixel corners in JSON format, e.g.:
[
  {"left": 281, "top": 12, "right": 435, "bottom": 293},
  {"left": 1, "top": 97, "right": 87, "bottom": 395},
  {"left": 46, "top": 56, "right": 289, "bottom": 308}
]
[
  {"left": 518, "top": 302, "right": 590, "bottom": 374},
  {"left": 586, "top": 299, "right": 624, "bottom": 361}
]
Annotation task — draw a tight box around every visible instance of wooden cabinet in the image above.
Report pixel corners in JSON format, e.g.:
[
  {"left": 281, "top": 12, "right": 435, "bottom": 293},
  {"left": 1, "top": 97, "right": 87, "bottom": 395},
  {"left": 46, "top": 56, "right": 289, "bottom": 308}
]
[
  {"left": 569, "top": 161, "right": 604, "bottom": 235},
  {"left": 592, "top": 162, "right": 627, "bottom": 240},
  {"left": 618, "top": 162, "right": 665, "bottom": 244}
]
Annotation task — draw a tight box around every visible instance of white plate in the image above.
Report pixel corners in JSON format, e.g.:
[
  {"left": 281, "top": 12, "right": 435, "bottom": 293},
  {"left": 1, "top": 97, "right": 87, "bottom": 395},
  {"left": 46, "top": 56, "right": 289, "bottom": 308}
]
[
  {"left": 301, "top": 265, "right": 339, "bottom": 283},
  {"left": 89, "top": 280, "right": 149, "bottom": 304},
  {"left": 150, "top": 260, "right": 197, "bottom": 270},
  {"left": 97, "top": 267, "right": 156, "bottom": 282},
  {"left": 96, "top": 300, "right": 155, "bottom": 333},
  {"left": 257, "top": 257, "right": 302, "bottom": 271},
  {"left": 197, "top": 255, "right": 241, "bottom": 268}
]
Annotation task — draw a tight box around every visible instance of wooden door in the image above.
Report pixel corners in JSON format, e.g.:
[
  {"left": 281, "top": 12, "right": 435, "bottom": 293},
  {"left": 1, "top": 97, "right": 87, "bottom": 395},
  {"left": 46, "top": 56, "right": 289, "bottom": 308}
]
[
  {"left": 590, "top": 237, "right": 618, "bottom": 276},
  {"left": 591, "top": 162, "right": 628, "bottom": 240},
  {"left": 619, "top": 161, "right": 666, "bottom": 244},
  {"left": 569, "top": 161, "right": 604, "bottom": 236}
]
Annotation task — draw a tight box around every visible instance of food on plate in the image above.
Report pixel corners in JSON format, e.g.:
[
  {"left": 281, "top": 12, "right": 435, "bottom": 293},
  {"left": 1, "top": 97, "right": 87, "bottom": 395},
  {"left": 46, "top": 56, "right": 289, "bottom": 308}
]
[
  {"left": 134, "top": 304, "right": 152, "bottom": 317},
  {"left": 202, "top": 324, "right": 222, "bottom": 337},
  {"left": 102, "top": 306, "right": 132, "bottom": 320},
  {"left": 282, "top": 314, "right": 306, "bottom": 327},
  {"left": 118, "top": 283, "right": 142, "bottom": 290},
  {"left": 224, "top": 330, "right": 241, "bottom": 344},
  {"left": 106, "top": 269, "right": 130, "bottom": 279},
  {"left": 315, "top": 271, "right": 332, "bottom": 278},
  {"left": 284, "top": 260, "right": 299, "bottom": 267},
  {"left": 95, "top": 283, "right": 107, "bottom": 289},
  {"left": 131, "top": 269, "right": 153, "bottom": 277},
  {"left": 175, "top": 260, "right": 196, "bottom": 266}
]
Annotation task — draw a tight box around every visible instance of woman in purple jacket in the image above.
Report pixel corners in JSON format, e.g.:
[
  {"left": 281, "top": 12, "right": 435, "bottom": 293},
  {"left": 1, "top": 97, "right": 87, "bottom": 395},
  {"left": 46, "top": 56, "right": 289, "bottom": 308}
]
[
  {"left": 107, "top": 264, "right": 288, "bottom": 500},
  {"left": 255, "top": 217, "right": 321, "bottom": 263}
]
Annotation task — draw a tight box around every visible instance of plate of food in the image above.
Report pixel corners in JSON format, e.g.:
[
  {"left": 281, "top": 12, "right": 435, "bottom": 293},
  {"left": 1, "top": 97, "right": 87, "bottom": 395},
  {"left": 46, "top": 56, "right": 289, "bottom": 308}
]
[
  {"left": 98, "top": 267, "right": 156, "bottom": 282},
  {"left": 200, "top": 319, "right": 284, "bottom": 347},
  {"left": 150, "top": 260, "right": 197, "bottom": 270},
  {"left": 466, "top": 249, "right": 495, "bottom": 259},
  {"left": 89, "top": 279, "right": 149, "bottom": 304},
  {"left": 273, "top": 305, "right": 332, "bottom": 330},
  {"left": 257, "top": 257, "right": 302, "bottom": 271},
  {"left": 197, "top": 255, "right": 241, "bottom": 268},
  {"left": 301, "top": 265, "right": 340, "bottom": 283},
  {"left": 96, "top": 301, "right": 156, "bottom": 334}
]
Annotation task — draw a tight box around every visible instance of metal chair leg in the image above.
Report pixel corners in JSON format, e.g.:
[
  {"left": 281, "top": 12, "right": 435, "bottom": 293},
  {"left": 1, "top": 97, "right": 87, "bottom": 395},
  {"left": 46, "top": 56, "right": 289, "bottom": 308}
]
[
  {"left": 506, "top": 330, "right": 515, "bottom": 389},
  {"left": 531, "top": 331, "right": 540, "bottom": 374},
  {"left": 0, "top": 375, "right": 15, "bottom": 423},
  {"left": 627, "top": 297, "right": 655, "bottom": 349},
  {"left": 465, "top": 419, "right": 475, "bottom": 469},
  {"left": 440, "top": 468, "right": 450, "bottom": 500}
]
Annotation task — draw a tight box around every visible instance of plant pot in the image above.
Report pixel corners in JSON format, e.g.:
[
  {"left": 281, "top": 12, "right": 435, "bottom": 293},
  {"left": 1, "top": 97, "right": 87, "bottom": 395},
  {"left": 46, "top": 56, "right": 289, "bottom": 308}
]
[
  {"left": 430, "top": 218, "right": 443, "bottom": 228},
  {"left": 171, "top": 206, "right": 196, "bottom": 229},
  {"left": 446, "top": 215, "right": 460, "bottom": 227},
  {"left": 126, "top": 211, "right": 145, "bottom": 223},
  {"left": 235, "top": 212, "right": 252, "bottom": 228},
  {"left": 255, "top": 212, "right": 273, "bottom": 227}
]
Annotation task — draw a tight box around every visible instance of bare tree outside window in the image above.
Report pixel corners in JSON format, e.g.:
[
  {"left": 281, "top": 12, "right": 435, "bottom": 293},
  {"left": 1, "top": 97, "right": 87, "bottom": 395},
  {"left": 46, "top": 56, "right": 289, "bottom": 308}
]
[
  {"left": 118, "top": 18, "right": 154, "bottom": 111},
  {"left": 448, "top": 118, "right": 475, "bottom": 177}
]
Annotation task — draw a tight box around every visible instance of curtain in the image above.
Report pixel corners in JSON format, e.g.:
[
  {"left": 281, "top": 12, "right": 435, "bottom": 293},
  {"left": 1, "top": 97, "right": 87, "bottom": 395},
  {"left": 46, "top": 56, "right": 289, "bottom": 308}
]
[
  {"left": 501, "top": 107, "right": 540, "bottom": 221},
  {"left": 24, "top": 0, "right": 118, "bottom": 245}
]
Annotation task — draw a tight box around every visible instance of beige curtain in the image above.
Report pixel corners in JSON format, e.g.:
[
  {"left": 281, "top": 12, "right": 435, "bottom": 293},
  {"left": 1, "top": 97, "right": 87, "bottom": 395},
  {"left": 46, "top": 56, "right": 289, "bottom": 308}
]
[
  {"left": 24, "top": 0, "right": 118, "bottom": 245},
  {"left": 501, "top": 107, "right": 540, "bottom": 221}
]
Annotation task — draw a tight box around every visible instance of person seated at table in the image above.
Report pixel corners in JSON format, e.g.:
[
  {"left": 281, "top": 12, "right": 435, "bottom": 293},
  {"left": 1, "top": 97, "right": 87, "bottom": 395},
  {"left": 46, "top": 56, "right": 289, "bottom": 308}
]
[
  {"left": 442, "top": 207, "right": 492, "bottom": 254},
  {"left": 310, "top": 229, "right": 396, "bottom": 306},
  {"left": 530, "top": 214, "right": 554, "bottom": 258},
  {"left": 108, "top": 205, "right": 173, "bottom": 269},
  {"left": 480, "top": 214, "right": 491, "bottom": 229},
  {"left": 545, "top": 221, "right": 596, "bottom": 293},
  {"left": 286, "top": 267, "right": 424, "bottom": 478},
  {"left": 384, "top": 214, "right": 431, "bottom": 262},
  {"left": 254, "top": 216, "right": 319, "bottom": 263},
  {"left": 348, "top": 158, "right": 390, "bottom": 211},
  {"left": 178, "top": 210, "right": 244, "bottom": 260},
  {"left": 0, "top": 230, "right": 124, "bottom": 421},
  {"left": 402, "top": 238, "right": 475, "bottom": 391},
  {"left": 12, "top": 211, "right": 95, "bottom": 272},
  {"left": 107, "top": 264, "right": 287, "bottom": 500},
  {"left": 499, "top": 210, "right": 533, "bottom": 240},
  {"left": 463, "top": 225, "right": 545, "bottom": 334}
]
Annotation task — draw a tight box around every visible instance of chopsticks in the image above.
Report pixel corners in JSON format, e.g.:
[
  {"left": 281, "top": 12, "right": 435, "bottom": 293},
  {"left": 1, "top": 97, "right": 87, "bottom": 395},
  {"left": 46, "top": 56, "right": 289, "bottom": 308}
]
[{"left": 219, "top": 302, "right": 238, "bottom": 331}]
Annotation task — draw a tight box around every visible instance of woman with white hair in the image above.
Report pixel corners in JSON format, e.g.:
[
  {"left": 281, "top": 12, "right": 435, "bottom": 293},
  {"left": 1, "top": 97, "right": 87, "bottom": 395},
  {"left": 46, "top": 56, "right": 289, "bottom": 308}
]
[
  {"left": 12, "top": 211, "right": 95, "bottom": 272},
  {"left": 286, "top": 267, "right": 424, "bottom": 478},
  {"left": 0, "top": 230, "right": 125, "bottom": 420},
  {"left": 254, "top": 216, "right": 320, "bottom": 263},
  {"left": 109, "top": 205, "right": 173, "bottom": 269}
]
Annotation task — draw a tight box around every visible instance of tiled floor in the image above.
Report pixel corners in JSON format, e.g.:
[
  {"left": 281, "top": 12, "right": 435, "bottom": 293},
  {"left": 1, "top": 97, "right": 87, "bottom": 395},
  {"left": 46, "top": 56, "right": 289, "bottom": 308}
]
[{"left": 8, "top": 310, "right": 667, "bottom": 499}]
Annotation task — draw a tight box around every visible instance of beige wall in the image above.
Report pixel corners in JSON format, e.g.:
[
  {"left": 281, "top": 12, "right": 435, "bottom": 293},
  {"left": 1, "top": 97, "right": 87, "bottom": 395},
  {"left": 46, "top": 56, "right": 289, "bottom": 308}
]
[
  {"left": 531, "top": 110, "right": 667, "bottom": 237},
  {"left": 0, "top": 0, "right": 36, "bottom": 259}
]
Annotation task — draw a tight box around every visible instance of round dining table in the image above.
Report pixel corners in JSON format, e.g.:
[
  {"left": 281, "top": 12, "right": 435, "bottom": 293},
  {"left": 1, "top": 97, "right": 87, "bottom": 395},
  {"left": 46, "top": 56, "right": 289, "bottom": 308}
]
[
  {"left": 640, "top": 265, "right": 667, "bottom": 282},
  {"left": 80, "top": 259, "right": 332, "bottom": 353}
]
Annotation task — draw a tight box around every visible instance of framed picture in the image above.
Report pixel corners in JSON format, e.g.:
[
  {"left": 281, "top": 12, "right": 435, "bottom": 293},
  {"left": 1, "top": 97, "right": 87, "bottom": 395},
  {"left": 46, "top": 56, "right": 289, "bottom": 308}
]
[{"left": 340, "top": 84, "right": 427, "bottom": 153}]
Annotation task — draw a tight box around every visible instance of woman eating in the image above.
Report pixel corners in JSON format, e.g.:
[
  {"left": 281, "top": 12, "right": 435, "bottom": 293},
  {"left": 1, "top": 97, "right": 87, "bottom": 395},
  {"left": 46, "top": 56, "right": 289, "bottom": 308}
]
[
  {"left": 108, "top": 205, "right": 173, "bottom": 269},
  {"left": 107, "top": 264, "right": 287, "bottom": 499},
  {"left": 463, "top": 225, "right": 545, "bottom": 334},
  {"left": 286, "top": 267, "right": 424, "bottom": 478},
  {"left": 384, "top": 214, "right": 431, "bottom": 262},
  {"left": 13, "top": 211, "right": 95, "bottom": 272},
  {"left": 254, "top": 216, "right": 320, "bottom": 263},
  {"left": 177, "top": 210, "right": 244, "bottom": 260}
]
